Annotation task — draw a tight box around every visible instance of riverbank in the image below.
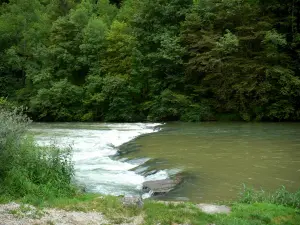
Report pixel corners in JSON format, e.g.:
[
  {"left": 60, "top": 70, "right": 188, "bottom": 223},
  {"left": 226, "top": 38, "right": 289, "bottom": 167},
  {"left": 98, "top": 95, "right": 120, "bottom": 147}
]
[
  {"left": 1, "top": 108, "right": 299, "bottom": 224},
  {"left": 1, "top": 190, "right": 300, "bottom": 225}
]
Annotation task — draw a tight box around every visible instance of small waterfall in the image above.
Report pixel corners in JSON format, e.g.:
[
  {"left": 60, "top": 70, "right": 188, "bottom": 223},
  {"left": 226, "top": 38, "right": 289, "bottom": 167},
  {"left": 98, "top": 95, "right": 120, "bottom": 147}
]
[{"left": 31, "top": 123, "right": 168, "bottom": 197}]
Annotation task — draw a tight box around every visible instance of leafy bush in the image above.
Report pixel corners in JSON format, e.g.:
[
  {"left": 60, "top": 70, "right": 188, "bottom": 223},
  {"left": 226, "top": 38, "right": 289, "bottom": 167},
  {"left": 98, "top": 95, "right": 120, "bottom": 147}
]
[
  {"left": 181, "top": 102, "right": 214, "bottom": 122},
  {"left": 145, "top": 89, "right": 191, "bottom": 121},
  {"left": 0, "top": 108, "right": 76, "bottom": 200},
  {"left": 29, "top": 79, "right": 84, "bottom": 121},
  {"left": 238, "top": 185, "right": 300, "bottom": 209},
  {"left": 0, "top": 107, "right": 30, "bottom": 150}
]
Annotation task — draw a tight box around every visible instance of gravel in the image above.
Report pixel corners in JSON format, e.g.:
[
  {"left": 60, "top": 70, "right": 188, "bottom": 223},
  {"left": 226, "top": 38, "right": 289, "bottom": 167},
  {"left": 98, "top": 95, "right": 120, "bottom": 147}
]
[{"left": 0, "top": 202, "right": 143, "bottom": 225}]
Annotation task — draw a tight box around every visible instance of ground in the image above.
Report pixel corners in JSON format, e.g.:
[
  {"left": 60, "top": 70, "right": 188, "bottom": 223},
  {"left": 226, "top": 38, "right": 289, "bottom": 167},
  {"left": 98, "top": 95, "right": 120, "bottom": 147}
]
[
  {"left": 0, "top": 194, "right": 300, "bottom": 225},
  {"left": 0, "top": 202, "right": 143, "bottom": 225}
]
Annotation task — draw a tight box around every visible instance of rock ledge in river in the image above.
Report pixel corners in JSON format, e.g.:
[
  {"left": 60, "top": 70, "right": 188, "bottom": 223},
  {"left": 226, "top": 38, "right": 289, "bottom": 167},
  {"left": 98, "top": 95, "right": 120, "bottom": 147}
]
[{"left": 142, "top": 176, "right": 183, "bottom": 196}]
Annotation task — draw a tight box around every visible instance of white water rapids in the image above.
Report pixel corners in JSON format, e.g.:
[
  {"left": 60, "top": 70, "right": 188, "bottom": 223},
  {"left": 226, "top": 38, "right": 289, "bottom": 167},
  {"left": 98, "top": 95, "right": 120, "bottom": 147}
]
[{"left": 31, "top": 123, "right": 168, "bottom": 197}]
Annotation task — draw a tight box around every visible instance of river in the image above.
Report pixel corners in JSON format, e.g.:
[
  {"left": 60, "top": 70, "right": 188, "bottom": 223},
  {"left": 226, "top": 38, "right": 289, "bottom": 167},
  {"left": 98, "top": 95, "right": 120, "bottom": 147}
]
[{"left": 31, "top": 122, "right": 300, "bottom": 202}]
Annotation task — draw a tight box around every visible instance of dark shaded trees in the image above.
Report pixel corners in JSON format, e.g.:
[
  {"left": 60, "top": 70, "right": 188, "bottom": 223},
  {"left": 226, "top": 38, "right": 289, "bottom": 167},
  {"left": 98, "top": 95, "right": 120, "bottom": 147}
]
[
  {"left": 1, "top": 0, "right": 299, "bottom": 122},
  {"left": 181, "top": 0, "right": 300, "bottom": 121}
]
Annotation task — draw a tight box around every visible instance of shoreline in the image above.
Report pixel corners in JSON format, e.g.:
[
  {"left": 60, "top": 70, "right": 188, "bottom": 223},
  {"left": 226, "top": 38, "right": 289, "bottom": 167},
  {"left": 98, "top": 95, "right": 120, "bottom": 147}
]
[{"left": 1, "top": 188, "right": 299, "bottom": 225}]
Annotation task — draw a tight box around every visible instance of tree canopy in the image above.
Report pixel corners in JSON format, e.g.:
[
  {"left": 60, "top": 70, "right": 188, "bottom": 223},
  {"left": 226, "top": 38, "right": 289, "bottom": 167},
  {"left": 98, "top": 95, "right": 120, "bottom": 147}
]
[{"left": 1, "top": 0, "right": 299, "bottom": 122}]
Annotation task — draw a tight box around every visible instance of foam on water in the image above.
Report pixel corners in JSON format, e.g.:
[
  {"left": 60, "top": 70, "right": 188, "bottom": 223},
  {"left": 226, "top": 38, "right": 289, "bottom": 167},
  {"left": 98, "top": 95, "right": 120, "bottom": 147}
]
[{"left": 32, "top": 123, "right": 168, "bottom": 196}]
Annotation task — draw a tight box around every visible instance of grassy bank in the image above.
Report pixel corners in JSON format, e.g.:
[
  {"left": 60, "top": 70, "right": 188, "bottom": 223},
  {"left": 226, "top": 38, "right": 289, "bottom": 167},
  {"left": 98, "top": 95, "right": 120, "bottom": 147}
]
[
  {"left": 3, "top": 190, "right": 299, "bottom": 225},
  {"left": 1, "top": 107, "right": 300, "bottom": 224}
]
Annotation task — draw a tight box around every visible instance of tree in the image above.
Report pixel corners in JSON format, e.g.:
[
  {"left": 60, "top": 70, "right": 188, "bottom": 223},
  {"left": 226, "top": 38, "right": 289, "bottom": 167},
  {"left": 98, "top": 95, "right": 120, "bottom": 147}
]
[
  {"left": 181, "top": 0, "right": 300, "bottom": 121},
  {"left": 1, "top": 0, "right": 299, "bottom": 122}
]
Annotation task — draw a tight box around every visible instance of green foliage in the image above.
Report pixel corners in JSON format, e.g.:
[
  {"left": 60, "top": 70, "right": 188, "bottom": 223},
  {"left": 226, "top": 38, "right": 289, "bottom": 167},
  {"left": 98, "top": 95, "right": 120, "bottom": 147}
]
[
  {"left": 101, "top": 75, "right": 139, "bottom": 121},
  {"left": 101, "top": 20, "right": 135, "bottom": 75},
  {"left": 0, "top": 108, "right": 75, "bottom": 200},
  {"left": 239, "top": 185, "right": 300, "bottom": 209},
  {"left": 0, "top": 0, "right": 300, "bottom": 122},
  {"left": 216, "top": 30, "right": 239, "bottom": 54},
  {"left": 182, "top": 0, "right": 300, "bottom": 121},
  {"left": 0, "top": 97, "right": 15, "bottom": 110},
  {"left": 181, "top": 102, "right": 214, "bottom": 122},
  {"left": 143, "top": 201, "right": 211, "bottom": 225},
  {"left": 145, "top": 89, "right": 191, "bottom": 121},
  {"left": 143, "top": 200, "right": 300, "bottom": 225},
  {"left": 0, "top": 106, "right": 30, "bottom": 151},
  {"left": 1, "top": 138, "right": 75, "bottom": 199},
  {"left": 217, "top": 203, "right": 300, "bottom": 225},
  {"left": 2, "top": 187, "right": 300, "bottom": 224},
  {"left": 30, "top": 79, "right": 84, "bottom": 121}
]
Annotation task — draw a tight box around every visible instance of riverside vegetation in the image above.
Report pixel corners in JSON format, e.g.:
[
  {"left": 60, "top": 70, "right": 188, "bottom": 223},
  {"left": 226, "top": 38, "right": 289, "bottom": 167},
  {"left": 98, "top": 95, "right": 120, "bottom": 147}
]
[
  {"left": 1, "top": 0, "right": 300, "bottom": 122},
  {"left": 1, "top": 0, "right": 300, "bottom": 224},
  {"left": 0, "top": 102, "right": 300, "bottom": 224}
]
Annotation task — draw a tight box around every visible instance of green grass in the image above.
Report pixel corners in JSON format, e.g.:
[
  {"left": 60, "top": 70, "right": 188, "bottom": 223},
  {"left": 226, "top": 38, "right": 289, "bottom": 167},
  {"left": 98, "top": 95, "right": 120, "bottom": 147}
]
[
  {"left": 8, "top": 190, "right": 297, "bottom": 225},
  {"left": 0, "top": 137, "right": 76, "bottom": 201},
  {"left": 141, "top": 200, "right": 300, "bottom": 225},
  {"left": 238, "top": 185, "right": 300, "bottom": 209},
  {"left": 215, "top": 203, "right": 300, "bottom": 225},
  {"left": 35, "top": 193, "right": 142, "bottom": 223},
  {"left": 0, "top": 108, "right": 76, "bottom": 203},
  {"left": 143, "top": 201, "right": 214, "bottom": 225}
]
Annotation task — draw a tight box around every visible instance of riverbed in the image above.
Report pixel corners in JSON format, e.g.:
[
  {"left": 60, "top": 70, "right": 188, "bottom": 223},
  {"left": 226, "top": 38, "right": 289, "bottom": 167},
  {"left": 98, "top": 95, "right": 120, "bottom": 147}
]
[{"left": 31, "top": 122, "right": 300, "bottom": 202}]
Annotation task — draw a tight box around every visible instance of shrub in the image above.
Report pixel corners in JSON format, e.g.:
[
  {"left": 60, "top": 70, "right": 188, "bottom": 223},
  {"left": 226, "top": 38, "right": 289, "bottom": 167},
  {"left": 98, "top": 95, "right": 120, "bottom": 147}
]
[
  {"left": 0, "top": 107, "right": 30, "bottom": 150},
  {"left": 0, "top": 108, "right": 76, "bottom": 200},
  {"left": 181, "top": 102, "right": 214, "bottom": 122},
  {"left": 145, "top": 89, "right": 191, "bottom": 121}
]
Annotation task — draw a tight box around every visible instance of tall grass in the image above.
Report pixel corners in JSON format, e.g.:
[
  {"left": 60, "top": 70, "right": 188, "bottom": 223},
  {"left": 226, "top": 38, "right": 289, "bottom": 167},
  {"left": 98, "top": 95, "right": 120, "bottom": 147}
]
[
  {"left": 0, "top": 107, "right": 30, "bottom": 149},
  {"left": 238, "top": 184, "right": 300, "bottom": 208},
  {"left": 0, "top": 107, "right": 76, "bottom": 202}
]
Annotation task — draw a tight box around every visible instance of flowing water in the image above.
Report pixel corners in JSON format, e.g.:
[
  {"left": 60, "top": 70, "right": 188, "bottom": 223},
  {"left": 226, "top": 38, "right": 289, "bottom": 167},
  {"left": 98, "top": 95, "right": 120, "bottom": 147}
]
[
  {"left": 30, "top": 123, "right": 168, "bottom": 197},
  {"left": 31, "top": 122, "right": 300, "bottom": 202}
]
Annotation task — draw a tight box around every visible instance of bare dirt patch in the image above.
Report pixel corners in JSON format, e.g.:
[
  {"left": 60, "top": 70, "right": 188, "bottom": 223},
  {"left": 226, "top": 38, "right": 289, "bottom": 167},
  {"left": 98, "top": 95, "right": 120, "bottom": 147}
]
[{"left": 0, "top": 202, "right": 143, "bottom": 225}]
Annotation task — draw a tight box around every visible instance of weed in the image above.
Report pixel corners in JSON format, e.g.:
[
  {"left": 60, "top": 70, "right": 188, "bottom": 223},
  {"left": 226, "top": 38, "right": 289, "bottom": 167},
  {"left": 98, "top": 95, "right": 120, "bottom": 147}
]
[{"left": 239, "top": 185, "right": 300, "bottom": 208}]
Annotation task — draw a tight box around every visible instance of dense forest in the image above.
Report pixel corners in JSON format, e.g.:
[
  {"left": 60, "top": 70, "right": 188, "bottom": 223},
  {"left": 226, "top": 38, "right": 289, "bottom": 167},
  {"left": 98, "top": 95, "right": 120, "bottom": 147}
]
[{"left": 0, "top": 0, "right": 299, "bottom": 122}]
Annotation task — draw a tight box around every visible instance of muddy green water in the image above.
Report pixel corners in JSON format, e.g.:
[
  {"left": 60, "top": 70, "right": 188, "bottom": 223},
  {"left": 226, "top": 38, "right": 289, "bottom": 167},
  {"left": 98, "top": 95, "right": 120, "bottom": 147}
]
[{"left": 127, "top": 122, "right": 300, "bottom": 202}]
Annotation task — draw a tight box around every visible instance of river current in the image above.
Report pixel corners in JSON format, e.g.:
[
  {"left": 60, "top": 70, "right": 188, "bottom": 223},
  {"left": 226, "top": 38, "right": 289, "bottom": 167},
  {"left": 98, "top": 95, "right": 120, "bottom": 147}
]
[
  {"left": 31, "top": 122, "right": 300, "bottom": 202},
  {"left": 31, "top": 123, "right": 167, "bottom": 198}
]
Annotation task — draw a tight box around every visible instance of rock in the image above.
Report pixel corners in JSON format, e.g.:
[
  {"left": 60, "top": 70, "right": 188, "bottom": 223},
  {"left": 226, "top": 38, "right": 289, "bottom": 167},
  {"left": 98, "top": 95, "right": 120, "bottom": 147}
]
[
  {"left": 122, "top": 196, "right": 144, "bottom": 208},
  {"left": 196, "top": 204, "right": 231, "bottom": 214},
  {"left": 144, "top": 170, "right": 158, "bottom": 176},
  {"left": 142, "top": 176, "right": 183, "bottom": 196}
]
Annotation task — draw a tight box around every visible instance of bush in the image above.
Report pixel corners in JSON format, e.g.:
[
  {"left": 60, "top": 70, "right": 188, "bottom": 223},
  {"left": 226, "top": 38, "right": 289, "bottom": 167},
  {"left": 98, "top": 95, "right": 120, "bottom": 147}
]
[
  {"left": 145, "top": 89, "right": 191, "bottom": 121},
  {"left": 238, "top": 185, "right": 300, "bottom": 209},
  {"left": 181, "top": 102, "right": 214, "bottom": 122},
  {"left": 0, "top": 107, "right": 30, "bottom": 150},
  {"left": 0, "top": 108, "right": 76, "bottom": 201}
]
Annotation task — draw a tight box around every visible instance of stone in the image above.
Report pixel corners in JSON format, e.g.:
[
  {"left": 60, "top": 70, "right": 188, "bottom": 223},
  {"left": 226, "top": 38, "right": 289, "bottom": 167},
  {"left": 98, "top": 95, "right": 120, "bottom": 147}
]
[
  {"left": 142, "top": 175, "right": 183, "bottom": 196},
  {"left": 196, "top": 204, "right": 231, "bottom": 214},
  {"left": 121, "top": 196, "right": 144, "bottom": 208}
]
